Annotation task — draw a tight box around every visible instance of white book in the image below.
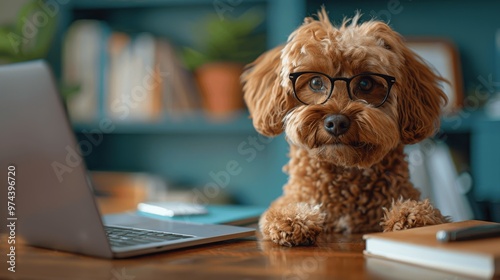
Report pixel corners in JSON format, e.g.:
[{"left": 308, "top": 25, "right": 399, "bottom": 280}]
[
  {"left": 63, "top": 20, "right": 105, "bottom": 122},
  {"left": 107, "top": 33, "right": 161, "bottom": 122}
]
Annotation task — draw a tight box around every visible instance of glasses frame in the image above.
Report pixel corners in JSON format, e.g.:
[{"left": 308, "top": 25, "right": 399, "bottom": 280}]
[{"left": 289, "top": 71, "right": 396, "bottom": 107}]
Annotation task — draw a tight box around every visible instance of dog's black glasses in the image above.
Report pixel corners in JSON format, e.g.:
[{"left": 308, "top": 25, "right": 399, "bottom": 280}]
[{"left": 289, "top": 72, "right": 396, "bottom": 107}]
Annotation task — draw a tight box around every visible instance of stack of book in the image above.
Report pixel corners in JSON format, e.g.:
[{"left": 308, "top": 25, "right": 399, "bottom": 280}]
[
  {"left": 62, "top": 20, "right": 200, "bottom": 123},
  {"left": 364, "top": 220, "right": 500, "bottom": 278}
]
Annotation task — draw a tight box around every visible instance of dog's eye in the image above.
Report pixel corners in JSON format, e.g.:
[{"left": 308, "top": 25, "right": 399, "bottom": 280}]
[
  {"left": 357, "top": 77, "right": 374, "bottom": 92},
  {"left": 350, "top": 74, "right": 390, "bottom": 107},
  {"left": 309, "top": 76, "right": 325, "bottom": 92}
]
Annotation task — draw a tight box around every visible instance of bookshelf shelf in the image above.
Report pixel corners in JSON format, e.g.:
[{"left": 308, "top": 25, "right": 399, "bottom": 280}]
[
  {"left": 72, "top": 0, "right": 267, "bottom": 10},
  {"left": 72, "top": 112, "right": 256, "bottom": 134}
]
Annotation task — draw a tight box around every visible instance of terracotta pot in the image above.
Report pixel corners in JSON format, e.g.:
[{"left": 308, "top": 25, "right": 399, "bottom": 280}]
[{"left": 195, "top": 62, "right": 245, "bottom": 117}]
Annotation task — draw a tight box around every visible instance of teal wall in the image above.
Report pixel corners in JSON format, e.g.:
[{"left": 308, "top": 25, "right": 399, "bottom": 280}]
[{"left": 308, "top": 0, "right": 500, "bottom": 95}]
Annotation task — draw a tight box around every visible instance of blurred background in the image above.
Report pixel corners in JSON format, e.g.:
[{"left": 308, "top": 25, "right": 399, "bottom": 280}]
[{"left": 1, "top": 0, "right": 499, "bottom": 222}]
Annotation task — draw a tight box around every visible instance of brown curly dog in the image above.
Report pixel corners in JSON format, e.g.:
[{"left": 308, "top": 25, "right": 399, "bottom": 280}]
[{"left": 241, "top": 9, "right": 450, "bottom": 246}]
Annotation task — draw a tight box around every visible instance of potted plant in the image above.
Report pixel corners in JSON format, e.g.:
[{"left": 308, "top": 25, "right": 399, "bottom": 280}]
[
  {"left": 0, "top": 1, "right": 79, "bottom": 99},
  {"left": 0, "top": 0, "right": 57, "bottom": 63},
  {"left": 183, "top": 9, "right": 266, "bottom": 118}
]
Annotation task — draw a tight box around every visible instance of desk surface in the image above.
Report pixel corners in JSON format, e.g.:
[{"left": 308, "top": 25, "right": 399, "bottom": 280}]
[{"left": 0, "top": 176, "right": 482, "bottom": 280}]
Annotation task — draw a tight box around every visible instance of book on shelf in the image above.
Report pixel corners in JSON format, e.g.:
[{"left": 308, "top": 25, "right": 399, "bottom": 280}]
[
  {"left": 107, "top": 32, "right": 163, "bottom": 121},
  {"left": 63, "top": 20, "right": 110, "bottom": 123},
  {"left": 363, "top": 220, "right": 500, "bottom": 278},
  {"left": 62, "top": 20, "right": 200, "bottom": 123},
  {"left": 155, "top": 38, "right": 201, "bottom": 117}
]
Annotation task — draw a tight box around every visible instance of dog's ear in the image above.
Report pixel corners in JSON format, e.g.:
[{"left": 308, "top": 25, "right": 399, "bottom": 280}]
[
  {"left": 366, "top": 22, "right": 448, "bottom": 144},
  {"left": 241, "top": 45, "right": 294, "bottom": 137},
  {"left": 397, "top": 44, "right": 448, "bottom": 144}
]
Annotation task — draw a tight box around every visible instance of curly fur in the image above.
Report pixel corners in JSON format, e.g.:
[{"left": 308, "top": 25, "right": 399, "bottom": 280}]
[{"left": 242, "top": 8, "right": 450, "bottom": 246}]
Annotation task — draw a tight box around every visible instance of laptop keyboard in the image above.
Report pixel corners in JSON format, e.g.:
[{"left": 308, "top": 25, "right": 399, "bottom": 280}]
[{"left": 104, "top": 226, "right": 194, "bottom": 248}]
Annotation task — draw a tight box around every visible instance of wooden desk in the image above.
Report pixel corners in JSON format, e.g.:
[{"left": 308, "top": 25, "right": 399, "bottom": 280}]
[{"left": 0, "top": 178, "right": 482, "bottom": 280}]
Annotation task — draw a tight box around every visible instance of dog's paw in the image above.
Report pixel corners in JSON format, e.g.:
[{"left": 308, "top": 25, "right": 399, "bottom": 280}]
[
  {"left": 380, "top": 198, "right": 450, "bottom": 232},
  {"left": 259, "top": 203, "right": 325, "bottom": 246}
]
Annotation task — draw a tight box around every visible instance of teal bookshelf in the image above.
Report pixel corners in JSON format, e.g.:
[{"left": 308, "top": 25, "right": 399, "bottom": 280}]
[
  {"left": 72, "top": 112, "right": 256, "bottom": 135},
  {"left": 71, "top": 0, "right": 267, "bottom": 9},
  {"left": 53, "top": 0, "right": 304, "bottom": 206}
]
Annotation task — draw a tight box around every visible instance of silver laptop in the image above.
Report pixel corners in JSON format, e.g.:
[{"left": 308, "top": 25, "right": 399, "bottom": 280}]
[{"left": 0, "top": 60, "right": 255, "bottom": 258}]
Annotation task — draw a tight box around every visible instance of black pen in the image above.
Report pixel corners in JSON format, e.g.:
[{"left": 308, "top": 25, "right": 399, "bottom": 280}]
[{"left": 436, "top": 224, "right": 500, "bottom": 243}]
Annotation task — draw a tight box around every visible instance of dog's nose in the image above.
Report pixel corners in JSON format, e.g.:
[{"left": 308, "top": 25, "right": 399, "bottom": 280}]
[{"left": 324, "top": 114, "right": 350, "bottom": 136}]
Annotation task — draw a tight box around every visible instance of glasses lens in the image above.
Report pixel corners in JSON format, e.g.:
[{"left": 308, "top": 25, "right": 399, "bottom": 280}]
[
  {"left": 350, "top": 74, "right": 389, "bottom": 106},
  {"left": 293, "top": 73, "right": 332, "bottom": 104}
]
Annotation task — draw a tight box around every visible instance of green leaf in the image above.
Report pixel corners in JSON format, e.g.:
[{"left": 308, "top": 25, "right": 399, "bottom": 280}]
[
  {"left": 0, "top": 0, "right": 58, "bottom": 62},
  {"left": 181, "top": 7, "right": 266, "bottom": 70}
]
